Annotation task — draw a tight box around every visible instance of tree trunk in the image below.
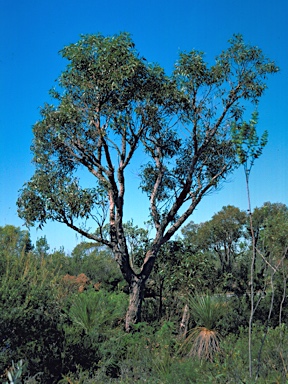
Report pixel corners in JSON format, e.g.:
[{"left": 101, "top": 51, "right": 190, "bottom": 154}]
[
  {"left": 179, "top": 303, "right": 190, "bottom": 339},
  {"left": 158, "top": 278, "right": 164, "bottom": 319},
  {"left": 125, "top": 276, "right": 145, "bottom": 332}
]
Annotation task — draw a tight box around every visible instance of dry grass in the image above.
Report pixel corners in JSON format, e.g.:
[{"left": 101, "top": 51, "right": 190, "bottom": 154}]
[
  {"left": 178, "top": 326, "right": 221, "bottom": 361},
  {"left": 188, "top": 326, "right": 221, "bottom": 361}
]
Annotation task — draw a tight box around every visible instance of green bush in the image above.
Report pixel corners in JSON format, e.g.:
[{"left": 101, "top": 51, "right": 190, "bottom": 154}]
[{"left": 0, "top": 252, "right": 65, "bottom": 382}]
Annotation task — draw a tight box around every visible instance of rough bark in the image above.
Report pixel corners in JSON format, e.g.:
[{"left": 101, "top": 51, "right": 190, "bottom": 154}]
[{"left": 125, "top": 276, "right": 146, "bottom": 332}]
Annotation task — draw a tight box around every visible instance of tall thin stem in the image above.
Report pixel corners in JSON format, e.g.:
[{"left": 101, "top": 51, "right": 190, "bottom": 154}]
[
  {"left": 246, "top": 171, "right": 256, "bottom": 379},
  {"left": 256, "top": 270, "right": 275, "bottom": 379},
  {"left": 232, "top": 112, "right": 269, "bottom": 378},
  {"left": 279, "top": 251, "right": 287, "bottom": 326}
]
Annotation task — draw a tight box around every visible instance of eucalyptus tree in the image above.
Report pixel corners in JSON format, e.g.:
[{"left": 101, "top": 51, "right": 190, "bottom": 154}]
[
  {"left": 181, "top": 205, "right": 248, "bottom": 295},
  {"left": 251, "top": 202, "right": 288, "bottom": 325},
  {"left": 17, "top": 32, "right": 278, "bottom": 331},
  {"left": 182, "top": 206, "right": 247, "bottom": 275},
  {"left": 0, "top": 225, "right": 33, "bottom": 259}
]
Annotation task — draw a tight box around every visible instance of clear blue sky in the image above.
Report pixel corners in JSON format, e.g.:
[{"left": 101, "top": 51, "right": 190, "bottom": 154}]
[{"left": 0, "top": 0, "right": 287, "bottom": 252}]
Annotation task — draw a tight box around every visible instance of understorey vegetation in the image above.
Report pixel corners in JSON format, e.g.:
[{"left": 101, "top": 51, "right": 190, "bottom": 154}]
[{"left": 1, "top": 202, "right": 288, "bottom": 383}]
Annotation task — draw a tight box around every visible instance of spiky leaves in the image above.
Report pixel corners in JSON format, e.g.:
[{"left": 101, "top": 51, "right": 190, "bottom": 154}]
[{"left": 179, "top": 294, "right": 226, "bottom": 361}]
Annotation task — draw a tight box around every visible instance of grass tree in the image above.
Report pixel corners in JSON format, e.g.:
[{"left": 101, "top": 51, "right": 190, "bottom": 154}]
[{"left": 178, "top": 294, "right": 226, "bottom": 361}]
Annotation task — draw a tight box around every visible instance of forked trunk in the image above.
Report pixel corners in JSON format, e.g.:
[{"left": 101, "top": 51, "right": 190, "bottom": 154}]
[{"left": 125, "top": 276, "right": 145, "bottom": 332}]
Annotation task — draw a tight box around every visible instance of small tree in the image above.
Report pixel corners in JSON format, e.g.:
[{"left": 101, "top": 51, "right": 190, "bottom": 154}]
[
  {"left": 17, "top": 32, "right": 278, "bottom": 331},
  {"left": 232, "top": 112, "right": 272, "bottom": 378},
  {"left": 0, "top": 225, "right": 33, "bottom": 258},
  {"left": 183, "top": 206, "right": 247, "bottom": 276}
]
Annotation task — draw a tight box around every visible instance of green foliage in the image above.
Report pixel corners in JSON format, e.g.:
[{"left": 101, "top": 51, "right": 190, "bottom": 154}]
[
  {"left": 0, "top": 252, "right": 65, "bottom": 382},
  {"left": 215, "top": 295, "right": 250, "bottom": 336},
  {"left": 68, "top": 242, "right": 124, "bottom": 290},
  {"left": 213, "top": 325, "right": 288, "bottom": 383},
  {"left": 16, "top": 31, "right": 278, "bottom": 330},
  {"left": 0, "top": 226, "right": 33, "bottom": 267},
  {"left": 122, "top": 221, "right": 150, "bottom": 271},
  {"left": 143, "top": 239, "right": 218, "bottom": 322},
  {"left": 188, "top": 294, "right": 226, "bottom": 330},
  {"left": 232, "top": 111, "right": 268, "bottom": 175},
  {"left": 17, "top": 32, "right": 166, "bottom": 232},
  {"left": 16, "top": 32, "right": 278, "bottom": 248},
  {"left": 3, "top": 360, "right": 26, "bottom": 384},
  {"left": 67, "top": 289, "right": 127, "bottom": 334},
  {"left": 181, "top": 207, "right": 248, "bottom": 292},
  {"left": 1, "top": 224, "right": 287, "bottom": 382},
  {"left": 177, "top": 294, "right": 227, "bottom": 361},
  {"left": 107, "top": 321, "right": 177, "bottom": 383},
  {"left": 252, "top": 202, "right": 288, "bottom": 256},
  {"left": 68, "top": 290, "right": 105, "bottom": 334},
  {"left": 33, "top": 236, "right": 50, "bottom": 258}
]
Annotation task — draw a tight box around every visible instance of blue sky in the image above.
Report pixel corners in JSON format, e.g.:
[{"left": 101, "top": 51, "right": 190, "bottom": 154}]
[{"left": 0, "top": 0, "right": 287, "bottom": 252}]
